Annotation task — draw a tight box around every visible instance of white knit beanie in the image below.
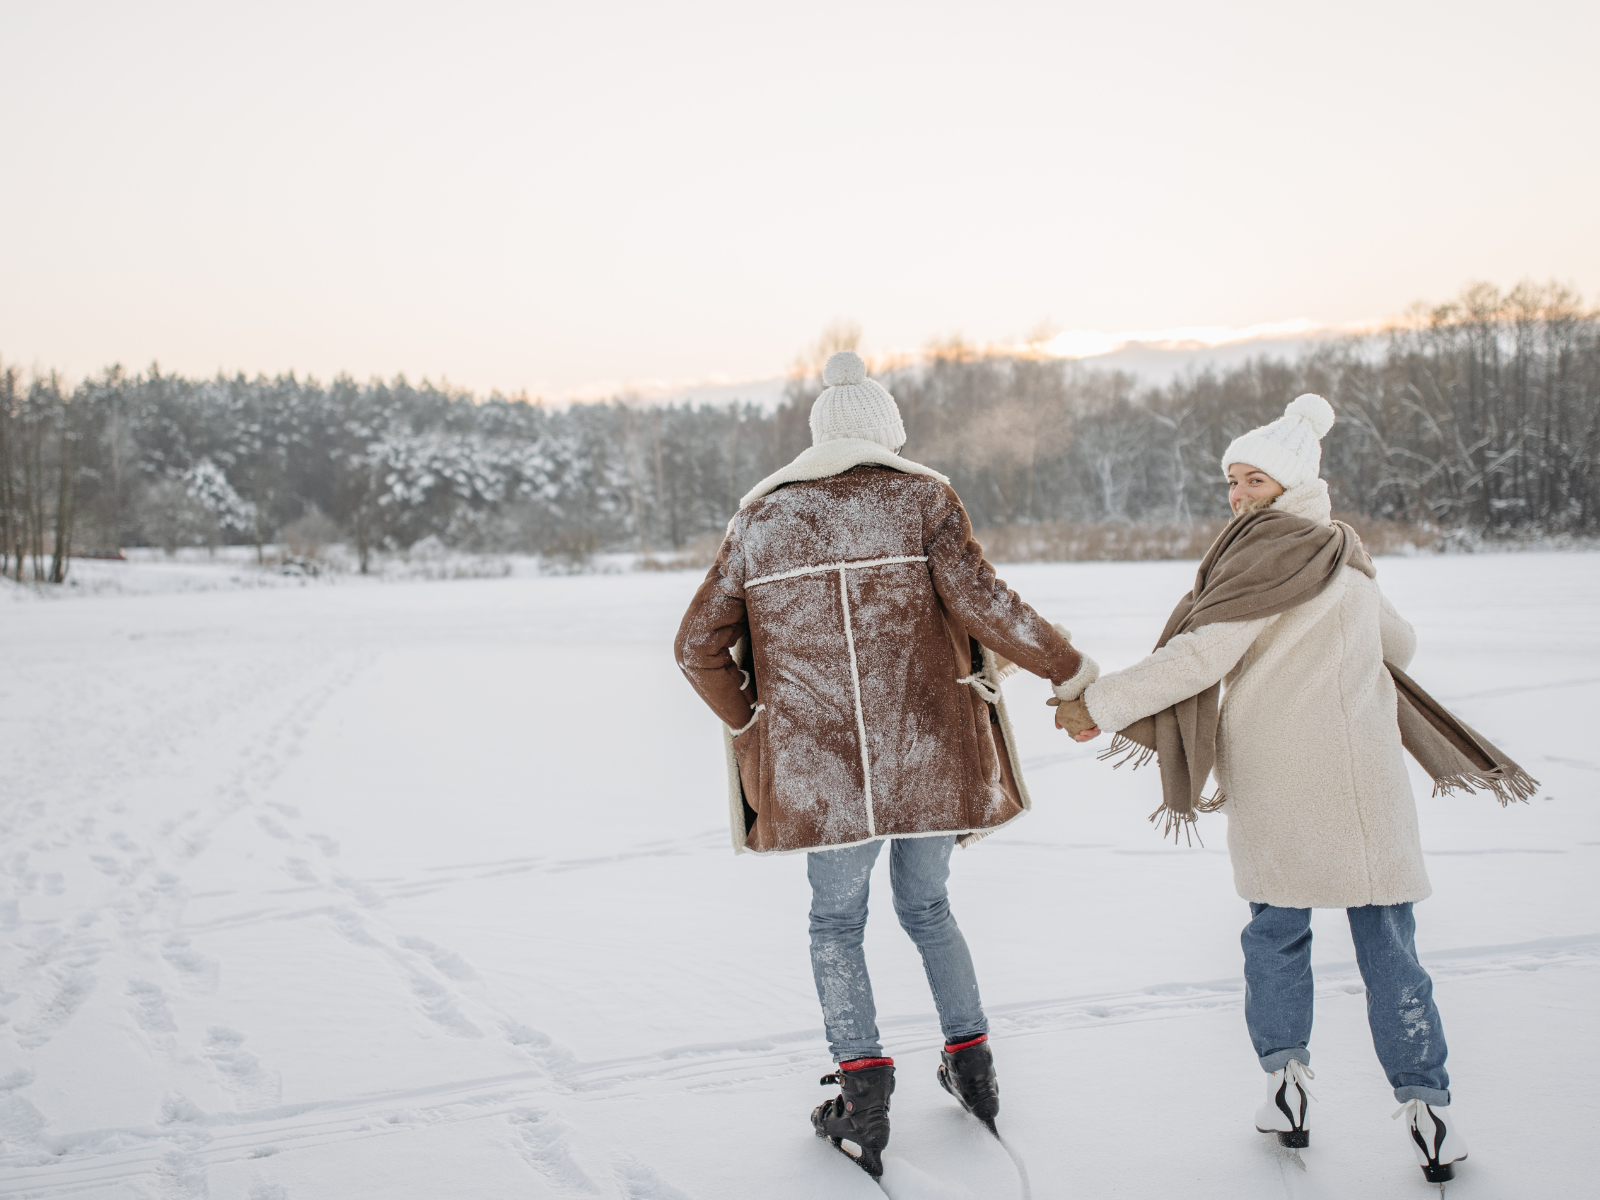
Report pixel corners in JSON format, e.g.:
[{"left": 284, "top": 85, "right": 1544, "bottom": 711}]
[
  {"left": 808, "top": 351, "right": 906, "bottom": 451},
  {"left": 1220, "top": 394, "right": 1336, "bottom": 490}
]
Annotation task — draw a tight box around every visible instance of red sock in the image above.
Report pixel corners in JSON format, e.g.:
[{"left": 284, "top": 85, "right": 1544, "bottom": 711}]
[
  {"left": 943, "top": 1034, "right": 988, "bottom": 1053},
  {"left": 838, "top": 1056, "right": 894, "bottom": 1071}
]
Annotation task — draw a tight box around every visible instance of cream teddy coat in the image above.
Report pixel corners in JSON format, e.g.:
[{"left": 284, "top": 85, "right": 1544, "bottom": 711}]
[{"left": 1082, "top": 479, "right": 1431, "bottom": 909}]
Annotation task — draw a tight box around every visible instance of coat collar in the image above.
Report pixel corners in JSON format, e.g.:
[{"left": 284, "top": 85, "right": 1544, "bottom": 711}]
[
  {"left": 739, "top": 438, "right": 949, "bottom": 509},
  {"left": 1271, "top": 478, "right": 1332, "bottom": 525}
]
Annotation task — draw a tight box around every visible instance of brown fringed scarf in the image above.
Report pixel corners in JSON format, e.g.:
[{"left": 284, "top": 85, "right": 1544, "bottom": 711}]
[{"left": 1100, "top": 509, "right": 1538, "bottom": 842}]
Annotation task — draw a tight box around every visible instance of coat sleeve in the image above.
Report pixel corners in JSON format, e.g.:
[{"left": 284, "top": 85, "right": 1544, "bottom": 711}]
[
  {"left": 673, "top": 529, "right": 756, "bottom": 730},
  {"left": 924, "top": 486, "right": 1082, "bottom": 685},
  {"left": 1082, "top": 617, "right": 1273, "bottom": 734},
  {"left": 1377, "top": 589, "right": 1417, "bottom": 671}
]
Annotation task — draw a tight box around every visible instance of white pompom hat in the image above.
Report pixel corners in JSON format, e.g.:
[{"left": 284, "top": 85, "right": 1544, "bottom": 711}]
[
  {"left": 808, "top": 351, "right": 906, "bottom": 451},
  {"left": 1221, "top": 394, "right": 1336, "bottom": 491}
]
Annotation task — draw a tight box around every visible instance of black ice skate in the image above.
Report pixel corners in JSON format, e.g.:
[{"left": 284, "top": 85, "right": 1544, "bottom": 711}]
[
  {"left": 937, "top": 1035, "right": 1001, "bottom": 1134},
  {"left": 812, "top": 1059, "right": 895, "bottom": 1178}
]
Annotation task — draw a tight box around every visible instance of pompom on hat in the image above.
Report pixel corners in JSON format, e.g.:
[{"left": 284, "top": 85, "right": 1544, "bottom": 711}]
[
  {"left": 809, "top": 350, "right": 906, "bottom": 451},
  {"left": 1220, "top": 393, "right": 1336, "bottom": 491}
]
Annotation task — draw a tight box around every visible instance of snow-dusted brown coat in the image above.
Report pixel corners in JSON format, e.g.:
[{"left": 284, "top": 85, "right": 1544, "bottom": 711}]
[{"left": 675, "top": 447, "right": 1082, "bottom": 855}]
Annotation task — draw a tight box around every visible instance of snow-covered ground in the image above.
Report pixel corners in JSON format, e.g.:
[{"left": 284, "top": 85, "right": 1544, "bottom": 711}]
[
  {"left": 1, "top": 554, "right": 1595, "bottom": 1199},
  {"left": 2, "top": 547, "right": 530, "bottom": 601}
]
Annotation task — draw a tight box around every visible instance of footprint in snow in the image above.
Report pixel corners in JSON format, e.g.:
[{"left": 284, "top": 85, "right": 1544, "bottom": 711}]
[
  {"left": 281, "top": 858, "right": 319, "bottom": 884},
  {"left": 0, "top": 1093, "right": 49, "bottom": 1144},
  {"left": 128, "top": 978, "right": 180, "bottom": 1038},
  {"left": 204, "top": 1026, "right": 283, "bottom": 1111},
  {"left": 613, "top": 1154, "right": 692, "bottom": 1200},
  {"left": 327, "top": 908, "right": 383, "bottom": 948},
  {"left": 503, "top": 1020, "right": 578, "bottom": 1074},
  {"left": 162, "top": 934, "right": 220, "bottom": 992},
  {"left": 256, "top": 815, "right": 294, "bottom": 841},
  {"left": 13, "top": 966, "right": 97, "bottom": 1049},
  {"left": 0, "top": 1068, "right": 36, "bottom": 1092},
  {"left": 333, "top": 874, "right": 385, "bottom": 908},
  {"left": 398, "top": 935, "right": 478, "bottom": 982},
  {"left": 509, "top": 1108, "right": 602, "bottom": 1195},
  {"left": 323, "top": 911, "right": 482, "bottom": 1037},
  {"left": 159, "top": 1091, "right": 207, "bottom": 1125},
  {"left": 407, "top": 971, "right": 483, "bottom": 1038},
  {"left": 154, "top": 1150, "right": 209, "bottom": 1200}
]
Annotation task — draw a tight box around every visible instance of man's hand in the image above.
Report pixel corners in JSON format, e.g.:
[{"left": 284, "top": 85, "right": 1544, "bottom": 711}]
[{"left": 1048, "top": 696, "right": 1101, "bottom": 741}]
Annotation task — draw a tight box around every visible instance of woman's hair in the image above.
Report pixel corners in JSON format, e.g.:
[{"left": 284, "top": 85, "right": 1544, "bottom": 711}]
[{"left": 1233, "top": 492, "right": 1277, "bottom": 517}]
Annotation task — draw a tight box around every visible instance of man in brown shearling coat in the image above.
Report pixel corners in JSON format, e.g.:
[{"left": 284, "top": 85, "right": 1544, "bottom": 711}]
[{"left": 674, "top": 351, "right": 1097, "bottom": 1175}]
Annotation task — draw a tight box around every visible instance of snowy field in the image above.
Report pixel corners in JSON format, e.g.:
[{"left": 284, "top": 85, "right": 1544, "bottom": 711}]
[{"left": 2, "top": 553, "right": 1596, "bottom": 1199}]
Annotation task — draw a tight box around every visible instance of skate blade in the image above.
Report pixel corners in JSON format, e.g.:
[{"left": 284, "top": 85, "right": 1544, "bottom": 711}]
[
  {"left": 939, "top": 1064, "right": 1001, "bottom": 1134},
  {"left": 1262, "top": 1142, "right": 1308, "bottom": 1172},
  {"left": 831, "top": 1137, "right": 883, "bottom": 1178},
  {"left": 1260, "top": 1128, "right": 1308, "bottom": 1149}
]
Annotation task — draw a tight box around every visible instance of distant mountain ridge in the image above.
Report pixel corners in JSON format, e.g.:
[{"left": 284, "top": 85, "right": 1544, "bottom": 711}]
[{"left": 643, "top": 326, "right": 1364, "bottom": 410}]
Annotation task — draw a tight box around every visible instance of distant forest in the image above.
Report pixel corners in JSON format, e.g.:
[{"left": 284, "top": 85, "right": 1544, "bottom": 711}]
[{"left": 3, "top": 282, "right": 1597, "bottom": 581}]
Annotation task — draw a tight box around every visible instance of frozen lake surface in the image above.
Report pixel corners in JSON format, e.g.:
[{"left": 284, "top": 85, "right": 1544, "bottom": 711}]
[{"left": 2, "top": 553, "right": 1596, "bottom": 1199}]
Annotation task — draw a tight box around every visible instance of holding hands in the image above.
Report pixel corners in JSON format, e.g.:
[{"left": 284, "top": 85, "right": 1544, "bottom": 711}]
[
  {"left": 1044, "top": 633, "right": 1103, "bottom": 742},
  {"left": 1048, "top": 695, "right": 1102, "bottom": 742}
]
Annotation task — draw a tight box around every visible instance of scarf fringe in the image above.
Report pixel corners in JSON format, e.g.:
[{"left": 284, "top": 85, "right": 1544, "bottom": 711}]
[
  {"left": 1099, "top": 733, "right": 1155, "bottom": 771},
  {"left": 1430, "top": 766, "right": 1539, "bottom": 808},
  {"left": 1147, "top": 804, "right": 1205, "bottom": 847}
]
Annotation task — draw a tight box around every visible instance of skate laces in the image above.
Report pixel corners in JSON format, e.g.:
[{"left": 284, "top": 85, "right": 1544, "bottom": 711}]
[
  {"left": 1392, "top": 1098, "right": 1425, "bottom": 1124},
  {"left": 1283, "top": 1060, "right": 1315, "bottom": 1099}
]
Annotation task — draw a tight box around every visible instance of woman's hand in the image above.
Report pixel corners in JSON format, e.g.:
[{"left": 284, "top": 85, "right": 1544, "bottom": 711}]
[{"left": 1049, "top": 696, "right": 1101, "bottom": 740}]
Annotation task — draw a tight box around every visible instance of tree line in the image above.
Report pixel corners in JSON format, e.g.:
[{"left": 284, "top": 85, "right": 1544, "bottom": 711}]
[{"left": 3, "top": 281, "right": 1596, "bottom": 583}]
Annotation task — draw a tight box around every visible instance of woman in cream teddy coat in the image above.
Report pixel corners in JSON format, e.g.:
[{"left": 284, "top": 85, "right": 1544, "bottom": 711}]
[
  {"left": 1081, "top": 469, "right": 1428, "bottom": 909},
  {"left": 1072, "top": 395, "right": 1469, "bottom": 1186}
]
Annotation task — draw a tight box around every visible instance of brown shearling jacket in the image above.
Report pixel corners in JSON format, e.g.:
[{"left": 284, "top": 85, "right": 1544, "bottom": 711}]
[{"left": 675, "top": 461, "right": 1080, "bottom": 854}]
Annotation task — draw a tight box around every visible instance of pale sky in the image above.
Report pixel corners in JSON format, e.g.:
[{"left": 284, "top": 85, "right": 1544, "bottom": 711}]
[{"left": 3, "top": 0, "right": 1596, "bottom": 398}]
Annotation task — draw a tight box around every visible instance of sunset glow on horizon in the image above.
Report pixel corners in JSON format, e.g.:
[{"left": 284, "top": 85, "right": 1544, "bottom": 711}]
[
  {"left": 3, "top": 0, "right": 1595, "bottom": 400},
  {"left": 1037, "top": 319, "right": 1334, "bottom": 362}
]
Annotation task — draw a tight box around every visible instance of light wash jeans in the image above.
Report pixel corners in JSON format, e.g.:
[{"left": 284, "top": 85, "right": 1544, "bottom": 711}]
[
  {"left": 1242, "top": 902, "right": 1451, "bottom": 1105},
  {"left": 807, "top": 835, "right": 988, "bottom": 1062}
]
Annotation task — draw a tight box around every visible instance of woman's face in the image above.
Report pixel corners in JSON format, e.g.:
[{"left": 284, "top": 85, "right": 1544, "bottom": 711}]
[{"left": 1227, "top": 463, "right": 1285, "bottom": 514}]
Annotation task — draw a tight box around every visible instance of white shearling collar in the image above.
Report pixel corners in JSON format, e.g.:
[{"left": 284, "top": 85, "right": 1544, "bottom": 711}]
[
  {"left": 739, "top": 438, "right": 949, "bottom": 509},
  {"left": 1271, "top": 478, "right": 1333, "bottom": 525}
]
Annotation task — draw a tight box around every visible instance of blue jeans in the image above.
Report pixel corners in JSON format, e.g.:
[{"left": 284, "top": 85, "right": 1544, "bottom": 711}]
[
  {"left": 807, "top": 835, "right": 988, "bottom": 1062},
  {"left": 1242, "top": 902, "right": 1450, "bottom": 1105}
]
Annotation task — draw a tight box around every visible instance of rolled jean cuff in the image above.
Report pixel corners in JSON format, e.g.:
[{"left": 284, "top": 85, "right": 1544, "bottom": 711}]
[
  {"left": 1394, "top": 1085, "right": 1450, "bottom": 1106},
  {"left": 1259, "top": 1048, "right": 1311, "bottom": 1073},
  {"left": 828, "top": 1039, "right": 884, "bottom": 1061}
]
